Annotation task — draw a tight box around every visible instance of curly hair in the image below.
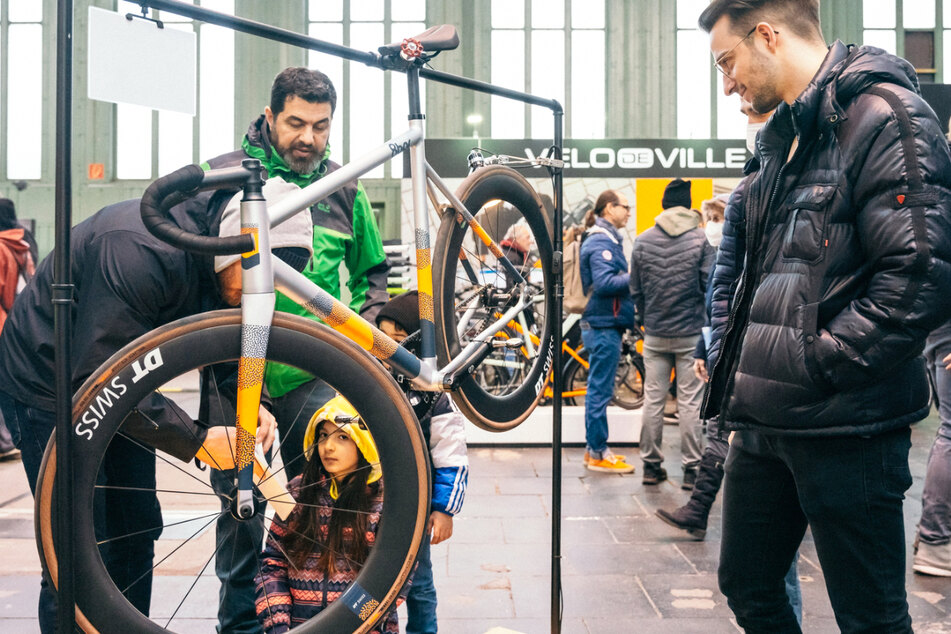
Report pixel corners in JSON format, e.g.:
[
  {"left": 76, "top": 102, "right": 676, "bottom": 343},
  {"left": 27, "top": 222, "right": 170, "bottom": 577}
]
[{"left": 270, "top": 67, "right": 337, "bottom": 116}]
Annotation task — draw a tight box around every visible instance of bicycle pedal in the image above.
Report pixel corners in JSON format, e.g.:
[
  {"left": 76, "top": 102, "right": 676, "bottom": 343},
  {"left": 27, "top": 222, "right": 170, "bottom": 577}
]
[{"left": 492, "top": 337, "right": 523, "bottom": 349}]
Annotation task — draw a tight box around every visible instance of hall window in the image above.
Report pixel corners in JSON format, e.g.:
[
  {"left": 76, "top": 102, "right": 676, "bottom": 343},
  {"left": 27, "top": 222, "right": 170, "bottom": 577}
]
[
  {"left": 115, "top": 0, "right": 235, "bottom": 180},
  {"left": 5, "top": 0, "right": 44, "bottom": 180},
  {"left": 490, "top": 0, "right": 605, "bottom": 140},
  {"left": 308, "top": 0, "right": 426, "bottom": 178},
  {"left": 676, "top": 0, "right": 745, "bottom": 140},
  {"left": 863, "top": 0, "right": 939, "bottom": 82}
]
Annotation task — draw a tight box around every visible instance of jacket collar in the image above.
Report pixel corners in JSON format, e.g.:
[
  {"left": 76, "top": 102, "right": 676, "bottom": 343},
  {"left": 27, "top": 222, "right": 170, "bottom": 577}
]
[
  {"left": 592, "top": 216, "right": 623, "bottom": 243},
  {"left": 786, "top": 40, "right": 852, "bottom": 141},
  {"left": 761, "top": 39, "right": 921, "bottom": 155}
]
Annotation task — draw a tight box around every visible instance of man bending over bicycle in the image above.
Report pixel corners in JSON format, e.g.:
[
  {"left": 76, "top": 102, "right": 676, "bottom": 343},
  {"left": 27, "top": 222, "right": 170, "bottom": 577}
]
[{"left": 0, "top": 184, "right": 313, "bottom": 633}]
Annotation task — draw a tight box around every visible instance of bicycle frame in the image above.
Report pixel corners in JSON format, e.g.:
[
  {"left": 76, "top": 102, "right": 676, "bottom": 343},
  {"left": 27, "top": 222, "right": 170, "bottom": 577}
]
[{"left": 231, "top": 66, "right": 542, "bottom": 514}]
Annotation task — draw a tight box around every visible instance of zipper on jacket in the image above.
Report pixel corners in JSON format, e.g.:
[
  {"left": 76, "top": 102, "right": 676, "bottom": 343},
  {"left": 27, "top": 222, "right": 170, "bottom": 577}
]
[{"left": 708, "top": 155, "right": 791, "bottom": 433}]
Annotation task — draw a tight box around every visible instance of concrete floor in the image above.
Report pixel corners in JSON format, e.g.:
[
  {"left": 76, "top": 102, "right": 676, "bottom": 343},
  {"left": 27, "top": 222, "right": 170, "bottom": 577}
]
[{"left": 0, "top": 409, "right": 949, "bottom": 632}]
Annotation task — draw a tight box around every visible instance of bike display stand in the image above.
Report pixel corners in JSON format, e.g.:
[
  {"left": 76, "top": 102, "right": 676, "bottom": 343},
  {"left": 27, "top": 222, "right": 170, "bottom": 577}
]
[
  {"left": 54, "top": 1, "right": 567, "bottom": 631},
  {"left": 54, "top": 1, "right": 76, "bottom": 632}
]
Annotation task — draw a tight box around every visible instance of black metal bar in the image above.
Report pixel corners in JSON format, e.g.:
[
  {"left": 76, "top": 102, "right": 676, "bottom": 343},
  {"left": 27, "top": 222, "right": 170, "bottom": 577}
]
[
  {"left": 550, "top": 107, "right": 564, "bottom": 634},
  {"left": 135, "top": 0, "right": 564, "bottom": 114},
  {"left": 136, "top": 0, "right": 378, "bottom": 65},
  {"left": 418, "top": 66, "right": 561, "bottom": 112},
  {"left": 54, "top": 0, "right": 75, "bottom": 632}
]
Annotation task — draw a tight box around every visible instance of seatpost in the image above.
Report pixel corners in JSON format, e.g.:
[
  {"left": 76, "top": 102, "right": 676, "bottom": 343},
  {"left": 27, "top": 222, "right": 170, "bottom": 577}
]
[{"left": 407, "top": 66, "right": 436, "bottom": 366}]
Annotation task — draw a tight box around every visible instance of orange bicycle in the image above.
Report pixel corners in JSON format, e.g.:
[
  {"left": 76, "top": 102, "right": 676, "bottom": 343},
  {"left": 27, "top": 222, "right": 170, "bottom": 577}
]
[{"left": 471, "top": 307, "right": 645, "bottom": 409}]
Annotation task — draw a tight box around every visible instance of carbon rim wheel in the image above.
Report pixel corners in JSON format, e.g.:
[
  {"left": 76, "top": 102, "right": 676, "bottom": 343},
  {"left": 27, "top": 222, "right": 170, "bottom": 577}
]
[
  {"left": 36, "top": 310, "right": 429, "bottom": 633},
  {"left": 433, "top": 166, "right": 554, "bottom": 432}
]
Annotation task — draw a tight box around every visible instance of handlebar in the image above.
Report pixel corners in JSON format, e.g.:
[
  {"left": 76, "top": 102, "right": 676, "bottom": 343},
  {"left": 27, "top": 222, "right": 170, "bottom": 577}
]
[{"left": 140, "top": 159, "right": 265, "bottom": 255}]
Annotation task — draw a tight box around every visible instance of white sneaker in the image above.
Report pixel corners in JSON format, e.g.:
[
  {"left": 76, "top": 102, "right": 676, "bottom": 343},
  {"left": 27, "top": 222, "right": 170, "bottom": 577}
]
[{"left": 913, "top": 540, "right": 951, "bottom": 577}]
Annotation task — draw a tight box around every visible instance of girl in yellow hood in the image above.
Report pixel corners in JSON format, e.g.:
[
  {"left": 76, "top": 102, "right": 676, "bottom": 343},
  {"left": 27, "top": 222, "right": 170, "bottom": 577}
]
[{"left": 255, "top": 395, "right": 399, "bottom": 633}]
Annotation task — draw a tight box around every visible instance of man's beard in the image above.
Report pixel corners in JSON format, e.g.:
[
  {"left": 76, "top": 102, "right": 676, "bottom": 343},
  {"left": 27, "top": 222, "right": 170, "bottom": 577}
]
[
  {"left": 272, "top": 135, "right": 322, "bottom": 175},
  {"left": 748, "top": 50, "right": 783, "bottom": 116}
]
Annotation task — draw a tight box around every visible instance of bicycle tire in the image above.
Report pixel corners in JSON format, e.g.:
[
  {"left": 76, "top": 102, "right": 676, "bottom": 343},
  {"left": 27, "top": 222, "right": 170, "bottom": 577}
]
[
  {"left": 562, "top": 346, "right": 645, "bottom": 410},
  {"left": 35, "top": 310, "right": 429, "bottom": 633},
  {"left": 432, "top": 165, "right": 554, "bottom": 432},
  {"left": 562, "top": 351, "right": 588, "bottom": 407},
  {"left": 613, "top": 352, "right": 646, "bottom": 410}
]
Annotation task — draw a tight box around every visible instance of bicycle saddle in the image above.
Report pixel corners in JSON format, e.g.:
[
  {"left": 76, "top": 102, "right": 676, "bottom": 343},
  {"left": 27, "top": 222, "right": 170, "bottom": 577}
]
[{"left": 378, "top": 24, "right": 459, "bottom": 57}]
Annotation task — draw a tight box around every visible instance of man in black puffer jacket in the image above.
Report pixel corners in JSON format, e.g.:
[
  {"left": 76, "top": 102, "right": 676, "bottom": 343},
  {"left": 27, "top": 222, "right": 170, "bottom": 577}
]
[
  {"left": 630, "top": 179, "right": 715, "bottom": 486},
  {"left": 700, "top": 1, "right": 951, "bottom": 632}
]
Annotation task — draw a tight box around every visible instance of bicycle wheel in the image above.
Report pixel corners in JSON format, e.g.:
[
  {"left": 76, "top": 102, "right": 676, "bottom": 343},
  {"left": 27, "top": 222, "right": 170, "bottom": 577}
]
[
  {"left": 562, "top": 346, "right": 645, "bottom": 410},
  {"left": 35, "top": 310, "right": 429, "bottom": 633},
  {"left": 469, "top": 324, "right": 529, "bottom": 396},
  {"left": 433, "top": 165, "right": 554, "bottom": 431},
  {"left": 562, "top": 352, "right": 589, "bottom": 407},
  {"left": 613, "top": 351, "right": 646, "bottom": 410}
]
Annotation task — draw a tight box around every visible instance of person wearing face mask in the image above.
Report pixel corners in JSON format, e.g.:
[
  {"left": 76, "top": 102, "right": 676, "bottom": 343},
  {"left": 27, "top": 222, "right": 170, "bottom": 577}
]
[
  {"left": 656, "top": 100, "right": 804, "bottom": 625},
  {"left": 702, "top": 195, "right": 727, "bottom": 249}
]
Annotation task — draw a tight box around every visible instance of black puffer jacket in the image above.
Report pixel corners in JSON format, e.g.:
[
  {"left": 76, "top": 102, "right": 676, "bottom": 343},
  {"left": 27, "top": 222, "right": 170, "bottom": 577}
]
[
  {"left": 706, "top": 176, "right": 751, "bottom": 371},
  {"left": 629, "top": 206, "right": 715, "bottom": 337},
  {"left": 703, "top": 41, "right": 951, "bottom": 436}
]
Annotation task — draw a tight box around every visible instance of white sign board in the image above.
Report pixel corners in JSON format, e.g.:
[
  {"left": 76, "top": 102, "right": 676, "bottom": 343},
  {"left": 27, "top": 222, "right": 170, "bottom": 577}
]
[{"left": 87, "top": 6, "right": 196, "bottom": 115}]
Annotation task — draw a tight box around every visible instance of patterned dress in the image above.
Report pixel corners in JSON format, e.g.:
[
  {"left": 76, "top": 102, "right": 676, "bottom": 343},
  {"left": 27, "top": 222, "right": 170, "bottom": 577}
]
[{"left": 254, "top": 476, "right": 397, "bottom": 633}]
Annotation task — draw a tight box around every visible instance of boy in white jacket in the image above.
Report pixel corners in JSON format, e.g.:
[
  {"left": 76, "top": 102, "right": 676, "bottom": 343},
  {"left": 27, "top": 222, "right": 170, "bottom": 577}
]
[{"left": 376, "top": 291, "right": 468, "bottom": 634}]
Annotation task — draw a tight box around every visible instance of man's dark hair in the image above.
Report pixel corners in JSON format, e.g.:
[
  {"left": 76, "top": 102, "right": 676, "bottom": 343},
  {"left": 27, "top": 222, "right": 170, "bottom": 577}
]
[
  {"left": 698, "top": 0, "right": 823, "bottom": 43},
  {"left": 269, "top": 67, "right": 337, "bottom": 115}
]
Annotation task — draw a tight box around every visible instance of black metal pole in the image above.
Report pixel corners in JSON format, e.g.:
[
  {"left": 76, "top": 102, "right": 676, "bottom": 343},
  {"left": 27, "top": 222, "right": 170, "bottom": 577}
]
[
  {"left": 550, "top": 107, "right": 564, "bottom": 634},
  {"left": 135, "top": 0, "right": 560, "bottom": 112},
  {"left": 53, "top": 0, "right": 75, "bottom": 631}
]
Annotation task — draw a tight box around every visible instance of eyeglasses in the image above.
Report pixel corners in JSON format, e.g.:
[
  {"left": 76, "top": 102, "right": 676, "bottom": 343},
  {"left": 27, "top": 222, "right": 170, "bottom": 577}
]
[
  {"left": 714, "top": 26, "right": 757, "bottom": 77},
  {"left": 613, "top": 203, "right": 631, "bottom": 212}
]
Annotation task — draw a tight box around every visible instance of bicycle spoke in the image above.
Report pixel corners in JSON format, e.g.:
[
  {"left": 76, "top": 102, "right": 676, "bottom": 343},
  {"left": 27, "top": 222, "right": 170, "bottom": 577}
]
[
  {"left": 149, "top": 386, "right": 228, "bottom": 473},
  {"left": 207, "top": 365, "right": 239, "bottom": 470},
  {"left": 95, "top": 511, "right": 221, "bottom": 547},
  {"left": 94, "top": 485, "right": 220, "bottom": 497},
  {"left": 117, "top": 512, "right": 221, "bottom": 601},
  {"left": 114, "top": 430, "right": 220, "bottom": 497},
  {"left": 164, "top": 520, "right": 230, "bottom": 629}
]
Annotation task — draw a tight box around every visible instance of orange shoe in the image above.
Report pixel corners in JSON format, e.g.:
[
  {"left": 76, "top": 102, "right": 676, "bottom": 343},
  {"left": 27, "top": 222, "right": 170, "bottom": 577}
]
[
  {"left": 586, "top": 453, "right": 635, "bottom": 473},
  {"left": 584, "top": 450, "right": 627, "bottom": 465}
]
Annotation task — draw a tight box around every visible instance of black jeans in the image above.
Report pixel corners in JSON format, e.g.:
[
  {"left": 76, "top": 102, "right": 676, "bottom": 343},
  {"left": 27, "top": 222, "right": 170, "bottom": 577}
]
[
  {"left": 719, "top": 428, "right": 913, "bottom": 634},
  {"left": 0, "top": 391, "right": 160, "bottom": 633}
]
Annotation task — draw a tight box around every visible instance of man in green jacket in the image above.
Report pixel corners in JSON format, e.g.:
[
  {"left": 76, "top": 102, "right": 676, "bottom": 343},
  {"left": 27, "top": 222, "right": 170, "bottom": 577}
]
[{"left": 208, "top": 66, "right": 389, "bottom": 634}]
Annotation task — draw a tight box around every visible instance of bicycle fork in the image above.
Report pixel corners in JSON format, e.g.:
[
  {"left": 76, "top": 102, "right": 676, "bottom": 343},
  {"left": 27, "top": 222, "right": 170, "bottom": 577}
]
[{"left": 234, "top": 183, "right": 274, "bottom": 519}]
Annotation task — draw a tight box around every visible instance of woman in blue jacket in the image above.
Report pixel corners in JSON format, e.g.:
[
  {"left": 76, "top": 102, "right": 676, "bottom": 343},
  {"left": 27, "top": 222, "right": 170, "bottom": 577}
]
[{"left": 579, "top": 190, "right": 636, "bottom": 473}]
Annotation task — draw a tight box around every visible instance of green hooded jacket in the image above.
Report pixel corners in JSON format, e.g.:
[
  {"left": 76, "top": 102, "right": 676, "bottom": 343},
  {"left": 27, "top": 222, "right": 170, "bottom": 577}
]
[{"left": 231, "top": 115, "right": 389, "bottom": 398}]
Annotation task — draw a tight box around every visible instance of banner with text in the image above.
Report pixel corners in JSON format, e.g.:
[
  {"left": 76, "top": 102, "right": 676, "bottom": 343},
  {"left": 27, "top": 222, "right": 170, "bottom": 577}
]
[{"left": 419, "top": 138, "right": 749, "bottom": 179}]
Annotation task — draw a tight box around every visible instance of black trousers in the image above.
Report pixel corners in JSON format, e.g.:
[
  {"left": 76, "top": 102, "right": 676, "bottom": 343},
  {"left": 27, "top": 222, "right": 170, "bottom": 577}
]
[
  {"left": 0, "top": 391, "right": 160, "bottom": 633},
  {"left": 719, "top": 427, "right": 914, "bottom": 634}
]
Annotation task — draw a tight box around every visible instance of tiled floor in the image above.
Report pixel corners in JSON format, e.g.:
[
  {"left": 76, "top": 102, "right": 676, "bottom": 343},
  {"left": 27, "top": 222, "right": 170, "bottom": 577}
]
[{"left": 1, "top": 410, "right": 949, "bottom": 632}]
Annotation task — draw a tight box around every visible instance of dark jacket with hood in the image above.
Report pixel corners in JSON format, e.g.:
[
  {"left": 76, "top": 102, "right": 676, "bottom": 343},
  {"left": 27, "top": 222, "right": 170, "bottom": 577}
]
[
  {"left": 702, "top": 42, "right": 951, "bottom": 437},
  {"left": 705, "top": 175, "right": 753, "bottom": 369},
  {"left": 630, "top": 205, "right": 715, "bottom": 338},
  {"left": 0, "top": 153, "right": 242, "bottom": 460},
  {"left": 579, "top": 216, "right": 635, "bottom": 329}
]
